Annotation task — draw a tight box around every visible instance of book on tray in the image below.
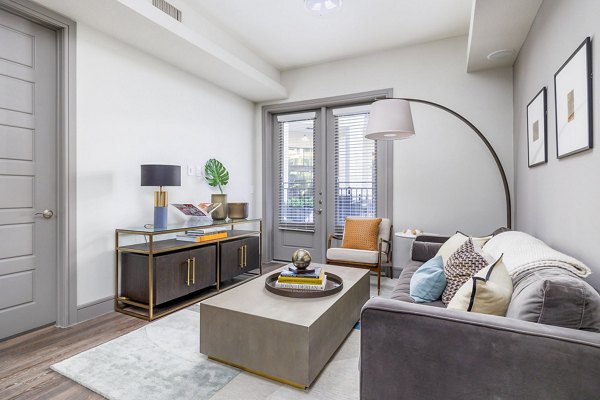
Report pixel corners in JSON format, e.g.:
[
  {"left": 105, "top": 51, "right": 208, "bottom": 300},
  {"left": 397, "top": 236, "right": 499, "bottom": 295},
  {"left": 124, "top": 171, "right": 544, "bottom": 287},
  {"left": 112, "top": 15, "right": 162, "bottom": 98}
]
[
  {"left": 275, "top": 266, "right": 327, "bottom": 290},
  {"left": 275, "top": 275, "right": 328, "bottom": 291}
]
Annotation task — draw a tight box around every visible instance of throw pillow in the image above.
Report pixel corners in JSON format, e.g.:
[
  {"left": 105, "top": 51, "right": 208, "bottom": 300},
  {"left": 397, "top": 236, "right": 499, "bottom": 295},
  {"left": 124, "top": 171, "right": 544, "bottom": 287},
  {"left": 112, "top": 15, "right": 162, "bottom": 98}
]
[
  {"left": 447, "top": 255, "right": 513, "bottom": 316},
  {"left": 409, "top": 256, "right": 446, "bottom": 303},
  {"left": 435, "top": 232, "right": 493, "bottom": 264},
  {"left": 341, "top": 218, "right": 382, "bottom": 251},
  {"left": 442, "top": 238, "right": 489, "bottom": 304}
]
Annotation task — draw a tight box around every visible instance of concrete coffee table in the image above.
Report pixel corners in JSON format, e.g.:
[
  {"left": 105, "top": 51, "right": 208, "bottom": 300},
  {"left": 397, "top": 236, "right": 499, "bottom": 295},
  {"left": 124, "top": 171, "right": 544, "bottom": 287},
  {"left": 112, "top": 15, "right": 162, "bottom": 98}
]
[{"left": 199, "top": 263, "right": 370, "bottom": 388}]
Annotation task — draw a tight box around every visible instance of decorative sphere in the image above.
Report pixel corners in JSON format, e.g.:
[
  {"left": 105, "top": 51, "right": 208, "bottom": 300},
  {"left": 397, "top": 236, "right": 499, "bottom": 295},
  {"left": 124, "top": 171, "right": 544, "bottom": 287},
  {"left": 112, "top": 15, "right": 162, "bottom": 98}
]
[{"left": 292, "top": 249, "right": 312, "bottom": 270}]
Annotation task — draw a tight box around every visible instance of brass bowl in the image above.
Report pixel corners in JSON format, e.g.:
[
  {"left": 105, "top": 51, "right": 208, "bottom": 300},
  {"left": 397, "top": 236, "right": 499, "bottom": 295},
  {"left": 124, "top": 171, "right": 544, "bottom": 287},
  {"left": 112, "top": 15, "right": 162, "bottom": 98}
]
[{"left": 227, "top": 202, "right": 249, "bottom": 219}]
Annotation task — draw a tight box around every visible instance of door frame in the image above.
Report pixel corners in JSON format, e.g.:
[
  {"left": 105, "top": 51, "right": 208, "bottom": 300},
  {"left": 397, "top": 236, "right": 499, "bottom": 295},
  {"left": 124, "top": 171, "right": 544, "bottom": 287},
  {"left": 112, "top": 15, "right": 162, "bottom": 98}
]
[
  {"left": 262, "top": 88, "right": 393, "bottom": 263},
  {"left": 0, "top": 0, "right": 77, "bottom": 327}
]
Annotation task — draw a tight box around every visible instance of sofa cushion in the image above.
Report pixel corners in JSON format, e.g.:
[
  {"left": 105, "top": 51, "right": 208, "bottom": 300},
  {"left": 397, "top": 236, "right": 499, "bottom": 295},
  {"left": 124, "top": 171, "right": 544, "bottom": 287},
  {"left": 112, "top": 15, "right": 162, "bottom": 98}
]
[
  {"left": 442, "top": 238, "right": 489, "bottom": 304},
  {"left": 341, "top": 217, "right": 382, "bottom": 251},
  {"left": 391, "top": 261, "right": 445, "bottom": 308},
  {"left": 326, "top": 247, "right": 383, "bottom": 264},
  {"left": 447, "top": 256, "right": 513, "bottom": 316},
  {"left": 412, "top": 239, "right": 446, "bottom": 262},
  {"left": 507, "top": 268, "right": 600, "bottom": 332},
  {"left": 409, "top": 256, "right": 446, "bottom": 303},
  {"left": 435, "top": 232, "right": 492, "bottom": 264}
]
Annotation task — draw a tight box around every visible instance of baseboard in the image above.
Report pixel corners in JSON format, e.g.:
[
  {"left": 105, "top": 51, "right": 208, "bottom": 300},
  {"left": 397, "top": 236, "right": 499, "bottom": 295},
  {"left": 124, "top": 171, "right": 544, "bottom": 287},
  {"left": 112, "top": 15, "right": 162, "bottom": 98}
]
[{"left": 76, "top": 296, "right": 113, "bottom": 323}]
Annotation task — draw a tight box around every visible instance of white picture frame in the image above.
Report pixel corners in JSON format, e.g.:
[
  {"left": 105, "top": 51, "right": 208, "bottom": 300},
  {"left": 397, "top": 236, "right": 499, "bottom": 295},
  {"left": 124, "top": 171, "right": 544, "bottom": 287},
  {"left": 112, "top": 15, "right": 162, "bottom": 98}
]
[
  {"left": 527, "top": 87, "right": 547, "bottom": 167},
  {"left": 554, "top": 37, "right": 593, "bottom": 158}
]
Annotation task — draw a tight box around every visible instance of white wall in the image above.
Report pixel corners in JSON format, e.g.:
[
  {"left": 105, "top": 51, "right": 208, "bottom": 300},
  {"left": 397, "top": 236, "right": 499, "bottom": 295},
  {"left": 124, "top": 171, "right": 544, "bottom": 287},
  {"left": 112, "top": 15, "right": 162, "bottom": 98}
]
[
  {"left": 513, "top": 0, "right": 600, "bottom": 289},
  {"left": 76, "top": 24, "right": 256, "bottom": 305},
  {"left": 257, "top": 36, "right": 514, "bottom": 267}
]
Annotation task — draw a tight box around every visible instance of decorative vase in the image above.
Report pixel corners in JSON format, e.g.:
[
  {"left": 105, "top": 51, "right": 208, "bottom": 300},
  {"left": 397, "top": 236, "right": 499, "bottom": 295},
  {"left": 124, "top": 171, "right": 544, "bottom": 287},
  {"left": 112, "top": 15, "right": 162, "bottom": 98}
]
[
  {"left": 211, "top": 193, "right": 227, "bottom": 220},
  {"left": 227, "top": 202, "right": 249, "bottom": 219}
]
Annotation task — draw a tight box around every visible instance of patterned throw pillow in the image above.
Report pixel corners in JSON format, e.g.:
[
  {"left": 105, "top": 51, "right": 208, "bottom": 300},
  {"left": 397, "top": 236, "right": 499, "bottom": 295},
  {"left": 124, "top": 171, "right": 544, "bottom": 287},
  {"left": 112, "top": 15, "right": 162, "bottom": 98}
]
[
  {"left": 442, "top": 238, "right": 488, "bottom": 304},
  {"left": 342, "top": 218, "right": 382, "bottom": 251}
]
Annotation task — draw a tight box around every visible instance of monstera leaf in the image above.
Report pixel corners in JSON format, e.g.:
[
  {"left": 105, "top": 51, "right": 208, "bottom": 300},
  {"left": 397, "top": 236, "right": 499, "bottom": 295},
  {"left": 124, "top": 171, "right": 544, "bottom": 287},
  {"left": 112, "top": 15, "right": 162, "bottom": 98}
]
[{"left": 204, "top": 158, "right": 229, "bottom": 194}]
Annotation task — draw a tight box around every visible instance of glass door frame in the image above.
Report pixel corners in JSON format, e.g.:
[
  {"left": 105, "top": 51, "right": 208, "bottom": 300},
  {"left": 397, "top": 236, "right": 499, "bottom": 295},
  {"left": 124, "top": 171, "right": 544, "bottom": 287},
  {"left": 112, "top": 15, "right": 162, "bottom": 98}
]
[{"left": 261, "top": 89, "right": 393, "bottom": 263}]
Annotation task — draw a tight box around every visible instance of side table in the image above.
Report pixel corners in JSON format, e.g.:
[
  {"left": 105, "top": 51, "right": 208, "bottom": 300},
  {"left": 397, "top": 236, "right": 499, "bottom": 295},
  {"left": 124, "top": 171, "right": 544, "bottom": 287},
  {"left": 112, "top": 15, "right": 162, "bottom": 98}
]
[{"left": 394, "top": 232, "right": 418, "bottom": 271}]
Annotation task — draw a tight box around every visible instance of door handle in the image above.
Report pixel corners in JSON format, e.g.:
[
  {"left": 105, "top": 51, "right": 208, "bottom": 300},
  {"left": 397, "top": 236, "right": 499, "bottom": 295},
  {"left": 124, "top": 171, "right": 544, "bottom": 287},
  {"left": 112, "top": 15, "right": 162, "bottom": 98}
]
[
  {"left": 315, "top": 208, "right": 323, "bottom": 215},
  {"left": 192, "top": 257, "right": 196, "bottom": 284},
  {"left": 186, "top": 258, "right": 191, "bottom": 286},
  {"left": 35, "top": 209, "right": 54, "bottom": 219}
]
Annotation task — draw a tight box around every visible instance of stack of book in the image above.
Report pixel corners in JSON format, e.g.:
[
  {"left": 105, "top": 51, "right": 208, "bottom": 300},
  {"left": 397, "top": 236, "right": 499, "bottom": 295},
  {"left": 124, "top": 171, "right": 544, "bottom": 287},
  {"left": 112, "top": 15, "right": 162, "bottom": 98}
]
[
  {"left": 275, "top": 266, "right": 327, "bottom": 291},
  {"left": 176, "top": 229, "right": 228, "bottom": 242}
]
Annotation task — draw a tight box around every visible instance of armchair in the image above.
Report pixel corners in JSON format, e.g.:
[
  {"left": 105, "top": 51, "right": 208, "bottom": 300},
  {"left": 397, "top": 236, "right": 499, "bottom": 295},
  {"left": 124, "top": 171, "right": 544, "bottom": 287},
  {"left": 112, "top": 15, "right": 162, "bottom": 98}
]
[{"left": 326, "top": 218, "right": 393, "bottom": 294}]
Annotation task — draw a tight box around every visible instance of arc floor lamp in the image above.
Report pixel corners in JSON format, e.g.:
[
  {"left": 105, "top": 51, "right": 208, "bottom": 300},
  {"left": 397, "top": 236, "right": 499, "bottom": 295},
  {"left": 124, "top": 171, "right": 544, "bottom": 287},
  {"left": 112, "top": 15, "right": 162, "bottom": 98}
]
[{"left": 365, "top": 98, "right": 512, "bottom": 229}]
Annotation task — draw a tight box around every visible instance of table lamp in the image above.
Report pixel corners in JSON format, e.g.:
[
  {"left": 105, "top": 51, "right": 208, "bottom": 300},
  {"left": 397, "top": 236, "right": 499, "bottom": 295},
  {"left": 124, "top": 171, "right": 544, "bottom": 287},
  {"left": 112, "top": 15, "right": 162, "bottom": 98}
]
[{"left": 141, "top": 164, "right": 181, "bottom": 229}]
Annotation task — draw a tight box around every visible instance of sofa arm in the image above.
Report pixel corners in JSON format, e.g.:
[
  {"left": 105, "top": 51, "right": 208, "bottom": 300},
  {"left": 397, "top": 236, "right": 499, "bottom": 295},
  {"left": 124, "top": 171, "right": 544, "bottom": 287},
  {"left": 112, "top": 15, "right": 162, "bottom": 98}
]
[{"left": 360, "top": 298, "right": 600, "bottom": 400}]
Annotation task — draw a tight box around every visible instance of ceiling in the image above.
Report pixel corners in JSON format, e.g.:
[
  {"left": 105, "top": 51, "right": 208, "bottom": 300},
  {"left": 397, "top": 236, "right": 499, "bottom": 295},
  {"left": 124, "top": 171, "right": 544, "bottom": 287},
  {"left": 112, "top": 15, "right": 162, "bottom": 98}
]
[
  {"left": 467, "top": 0, "right": 543, "bottom": 72},
  {"left": 186, "top": 0, "right": 473, "bottom": 70},
  {"left": 28, "top": 0, "right": 542, "bottom": 101}
]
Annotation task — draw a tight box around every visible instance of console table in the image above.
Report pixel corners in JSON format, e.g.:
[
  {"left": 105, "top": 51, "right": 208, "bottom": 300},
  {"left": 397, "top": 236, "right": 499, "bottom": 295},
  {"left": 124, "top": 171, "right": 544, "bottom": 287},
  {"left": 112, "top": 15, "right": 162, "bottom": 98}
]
[{"left": 114, "top": 218, "right": 262, "bottom": 321}]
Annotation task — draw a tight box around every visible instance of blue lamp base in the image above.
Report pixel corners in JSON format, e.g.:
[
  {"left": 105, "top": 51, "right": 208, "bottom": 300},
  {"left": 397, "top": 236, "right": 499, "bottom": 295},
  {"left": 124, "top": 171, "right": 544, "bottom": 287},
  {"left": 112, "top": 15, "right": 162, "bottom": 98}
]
[{"left": 154, "top": 206, "right": 168, "bottom": 229}]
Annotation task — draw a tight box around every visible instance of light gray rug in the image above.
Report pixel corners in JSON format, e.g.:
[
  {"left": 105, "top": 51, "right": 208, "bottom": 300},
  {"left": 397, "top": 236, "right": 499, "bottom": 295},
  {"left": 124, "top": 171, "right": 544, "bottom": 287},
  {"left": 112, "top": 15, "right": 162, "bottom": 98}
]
[
  {"left": 51, "top": 310, "right": 239, "bottom": 400},
  {"left": 53, "top": 274, "right": 395, "bottom": 400}
]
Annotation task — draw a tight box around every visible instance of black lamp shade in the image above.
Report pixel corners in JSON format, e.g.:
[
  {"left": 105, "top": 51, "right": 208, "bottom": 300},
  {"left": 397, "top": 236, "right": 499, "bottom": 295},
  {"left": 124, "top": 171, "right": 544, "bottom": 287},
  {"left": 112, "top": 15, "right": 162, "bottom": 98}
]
[{"left": 140, "top": 164, "right": 181, "bottom": 187}]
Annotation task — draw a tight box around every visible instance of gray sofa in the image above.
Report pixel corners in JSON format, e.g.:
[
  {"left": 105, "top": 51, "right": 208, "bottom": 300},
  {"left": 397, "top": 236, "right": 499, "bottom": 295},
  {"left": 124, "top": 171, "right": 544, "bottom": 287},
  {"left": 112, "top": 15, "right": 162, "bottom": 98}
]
[{"left": 360, "top": 233, "right": 600, "bottom": 400}]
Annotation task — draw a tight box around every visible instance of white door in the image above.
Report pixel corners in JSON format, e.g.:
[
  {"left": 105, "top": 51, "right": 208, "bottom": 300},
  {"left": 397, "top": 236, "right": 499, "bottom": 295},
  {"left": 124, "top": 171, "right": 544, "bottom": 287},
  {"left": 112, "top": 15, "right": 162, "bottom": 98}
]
[{"left": 0, "top": 8, "right": 58, "bottom": 339}]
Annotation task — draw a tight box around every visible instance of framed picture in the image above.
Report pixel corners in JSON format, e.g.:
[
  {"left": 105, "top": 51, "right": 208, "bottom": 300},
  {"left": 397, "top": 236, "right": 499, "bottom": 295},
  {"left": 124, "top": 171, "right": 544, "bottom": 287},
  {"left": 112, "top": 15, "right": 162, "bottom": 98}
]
[
  {"left": 554, "top": 37, "right": 593, "bottom": 158},
  {"left": 527, "top": 87, "right": 547, "bottom": 167}
]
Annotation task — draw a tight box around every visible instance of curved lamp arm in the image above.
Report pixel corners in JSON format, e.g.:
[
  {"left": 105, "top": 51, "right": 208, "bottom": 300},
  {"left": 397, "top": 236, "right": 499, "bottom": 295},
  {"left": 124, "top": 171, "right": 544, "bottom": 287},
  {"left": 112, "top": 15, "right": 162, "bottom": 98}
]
[{"left": 375, "top": 97, "right": 512, "bottom": 229}]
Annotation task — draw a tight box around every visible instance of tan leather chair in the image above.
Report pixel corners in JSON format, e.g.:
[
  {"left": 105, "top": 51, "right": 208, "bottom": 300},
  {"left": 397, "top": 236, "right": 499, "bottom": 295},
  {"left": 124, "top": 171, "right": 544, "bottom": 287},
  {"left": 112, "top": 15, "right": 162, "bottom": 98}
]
[{"left": 326, "top": 218, "right": 393, "bottom": 294}]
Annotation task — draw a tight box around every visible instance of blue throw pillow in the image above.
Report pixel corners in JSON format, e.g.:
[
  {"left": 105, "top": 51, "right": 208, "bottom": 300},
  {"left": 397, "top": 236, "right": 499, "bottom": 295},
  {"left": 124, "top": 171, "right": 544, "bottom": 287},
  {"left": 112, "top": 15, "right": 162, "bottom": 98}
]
[{"left": 410, "top": 256, "right": 446, "bottom": 303}]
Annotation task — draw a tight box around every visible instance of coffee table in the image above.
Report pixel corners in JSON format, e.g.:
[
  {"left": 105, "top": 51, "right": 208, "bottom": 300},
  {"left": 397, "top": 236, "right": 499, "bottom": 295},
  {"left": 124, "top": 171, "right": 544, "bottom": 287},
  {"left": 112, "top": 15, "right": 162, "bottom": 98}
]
[{"left": 199, "top": 263, "right": 370, "bottom": 388}]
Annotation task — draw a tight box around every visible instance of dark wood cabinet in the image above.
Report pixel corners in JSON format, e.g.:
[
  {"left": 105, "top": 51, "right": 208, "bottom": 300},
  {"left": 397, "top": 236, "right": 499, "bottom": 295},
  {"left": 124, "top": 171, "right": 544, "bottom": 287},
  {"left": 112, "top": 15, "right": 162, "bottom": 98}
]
[
  {"left": 116, "top": 221, "right": 262, "bottom": 321},
  {"left": 121, "top": 245, "right": 217, "bottom": 306},
  {"left": 220, "top": 236, "right": 260, "bottom": 283}
]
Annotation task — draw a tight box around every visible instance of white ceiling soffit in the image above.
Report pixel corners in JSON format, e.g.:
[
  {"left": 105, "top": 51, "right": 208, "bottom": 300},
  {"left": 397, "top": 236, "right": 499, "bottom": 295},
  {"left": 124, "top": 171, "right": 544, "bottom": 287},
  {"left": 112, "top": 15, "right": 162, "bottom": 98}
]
[
  {"left": 467, "top": 0, "right": 543, "bottom": 72},
  {"left": 29, "top": 0, "right": 287, "bottom": 102},
  {"left": 185, "top": 0, "right": 473, "bottom": 71}
]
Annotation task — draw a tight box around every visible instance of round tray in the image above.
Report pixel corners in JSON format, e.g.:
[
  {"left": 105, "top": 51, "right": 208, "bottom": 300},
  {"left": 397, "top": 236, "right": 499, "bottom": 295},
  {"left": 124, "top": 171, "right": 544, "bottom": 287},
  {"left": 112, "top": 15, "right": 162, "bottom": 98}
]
[{"left": 265, "top": 272, "right": 343, "bottom": 298}]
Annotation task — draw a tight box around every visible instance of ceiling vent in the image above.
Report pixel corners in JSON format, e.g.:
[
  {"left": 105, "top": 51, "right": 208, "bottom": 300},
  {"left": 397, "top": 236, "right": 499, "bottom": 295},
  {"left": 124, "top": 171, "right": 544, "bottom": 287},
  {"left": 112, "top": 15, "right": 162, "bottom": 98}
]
[{"left": 152, "top": 0, "right": 182, "bottom": 22}]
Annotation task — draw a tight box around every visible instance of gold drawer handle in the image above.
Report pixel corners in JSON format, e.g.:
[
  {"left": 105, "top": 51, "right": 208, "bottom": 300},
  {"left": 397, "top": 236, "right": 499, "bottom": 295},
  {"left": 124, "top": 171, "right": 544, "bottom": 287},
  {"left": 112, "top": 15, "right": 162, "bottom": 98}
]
[
  {"left": 239, "top": 246, "right": 243, "bottom": 268},
  {"left": 186, "top": 258, "right": 191, "bottom": 286},
  {"left": 192, "top": 257, "right": 196, "bottom": 284},
  {"left": 244, "top": 245, "right": 248, "bottom": 267}
]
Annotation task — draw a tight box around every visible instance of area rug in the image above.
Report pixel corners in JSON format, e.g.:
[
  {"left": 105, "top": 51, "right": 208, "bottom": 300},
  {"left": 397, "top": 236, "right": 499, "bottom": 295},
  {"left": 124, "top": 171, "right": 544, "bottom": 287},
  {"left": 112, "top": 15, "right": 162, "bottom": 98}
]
[
  {"left": 51, "top": 310, "right": 239, "bottom": 400},
  {"left": 52, "top": 275, "right": 393, "bottom": 400}
]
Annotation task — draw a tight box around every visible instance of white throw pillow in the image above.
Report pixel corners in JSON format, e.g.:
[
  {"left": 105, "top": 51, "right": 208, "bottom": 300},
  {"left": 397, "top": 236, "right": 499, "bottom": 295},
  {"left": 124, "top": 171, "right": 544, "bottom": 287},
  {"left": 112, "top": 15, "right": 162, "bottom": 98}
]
[
  {"left": 447, "top": 256, "right": 513, "bottom": 316},
  {"left": 436, "top": 232, "right": 493, "bottom": 264}
]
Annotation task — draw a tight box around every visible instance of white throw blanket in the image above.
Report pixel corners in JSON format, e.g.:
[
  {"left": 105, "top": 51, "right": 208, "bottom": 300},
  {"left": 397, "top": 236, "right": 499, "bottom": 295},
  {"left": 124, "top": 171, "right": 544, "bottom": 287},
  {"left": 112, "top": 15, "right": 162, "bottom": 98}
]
[{"left": 482, "top": 231, "right": 591, "bottom": 279}]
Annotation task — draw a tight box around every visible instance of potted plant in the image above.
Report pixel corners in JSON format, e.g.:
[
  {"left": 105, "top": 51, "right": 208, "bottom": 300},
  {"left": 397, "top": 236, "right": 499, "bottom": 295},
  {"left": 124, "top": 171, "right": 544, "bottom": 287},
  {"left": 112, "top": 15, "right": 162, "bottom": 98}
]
[{"left": 204, "top": 158, "right": 229, "bottom": 220}]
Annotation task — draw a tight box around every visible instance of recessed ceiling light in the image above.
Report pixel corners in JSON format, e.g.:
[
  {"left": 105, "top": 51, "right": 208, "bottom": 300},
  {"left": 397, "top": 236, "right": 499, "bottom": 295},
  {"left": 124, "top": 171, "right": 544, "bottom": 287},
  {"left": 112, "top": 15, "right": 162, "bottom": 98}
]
[
  {"left": 487, "top": 49, "right": 515, "bottom": 61},
  {"left": 305, "top": 0, "right": 343, "bottom": 16}
]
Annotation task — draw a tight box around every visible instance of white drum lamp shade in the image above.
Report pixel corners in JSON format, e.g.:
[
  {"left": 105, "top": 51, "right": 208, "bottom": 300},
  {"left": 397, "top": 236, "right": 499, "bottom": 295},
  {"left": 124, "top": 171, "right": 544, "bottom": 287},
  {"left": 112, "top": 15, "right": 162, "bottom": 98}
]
[{"left": 365, "top": 99, "right": 415, "bottom": 140}]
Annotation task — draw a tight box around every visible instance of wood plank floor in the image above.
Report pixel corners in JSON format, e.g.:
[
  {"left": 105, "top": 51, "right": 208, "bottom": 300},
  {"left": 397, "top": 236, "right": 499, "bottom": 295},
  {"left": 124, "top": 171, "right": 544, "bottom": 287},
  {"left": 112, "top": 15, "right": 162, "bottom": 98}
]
[
  {"left": 0, "top": 263, "right": 284, "bottom": 400},
  {"left": 0, "top": 312, "right": 147, "bottom": 400}
]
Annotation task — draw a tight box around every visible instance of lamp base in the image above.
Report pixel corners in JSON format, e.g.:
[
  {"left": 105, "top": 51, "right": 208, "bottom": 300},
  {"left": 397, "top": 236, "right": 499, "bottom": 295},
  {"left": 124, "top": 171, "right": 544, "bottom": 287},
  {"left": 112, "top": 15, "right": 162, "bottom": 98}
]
[{"left": 154, "top": 206, "right": 168, "bottom": 229}]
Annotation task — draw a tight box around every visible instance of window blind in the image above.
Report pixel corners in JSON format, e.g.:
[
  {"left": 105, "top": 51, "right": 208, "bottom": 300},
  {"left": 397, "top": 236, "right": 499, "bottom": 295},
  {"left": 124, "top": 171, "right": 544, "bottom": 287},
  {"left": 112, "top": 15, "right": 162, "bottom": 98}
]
[
  {"left": 277, "top": 113, "right": 316, "bottom": 232},
  {"left": 333, "top": 109, "right": 377, "bottom": 233}
]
